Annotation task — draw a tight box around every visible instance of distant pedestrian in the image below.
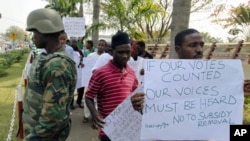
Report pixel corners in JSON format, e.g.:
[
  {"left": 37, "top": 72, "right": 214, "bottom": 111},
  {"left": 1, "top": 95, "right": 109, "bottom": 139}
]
[
  {"left": 83, "top": 39, "right": 107, "bottom": 123},
  {"left": 84, "top": 40, "right": 96, "bottom": 57},
  {"left": 137, "top": 41, "right": 153, "bottom": 59},
  {"left": 70, "top": 38, "right": 85, "bottom": 109}
]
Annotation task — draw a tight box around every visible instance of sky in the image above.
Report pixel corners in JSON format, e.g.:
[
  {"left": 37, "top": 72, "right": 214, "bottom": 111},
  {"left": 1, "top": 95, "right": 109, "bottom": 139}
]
[
  {"left": 0, "top": 0, "right": 48, "bottom": 33},
  {"left": 0, "top": 0, "right": 249, "bottom": 41}
]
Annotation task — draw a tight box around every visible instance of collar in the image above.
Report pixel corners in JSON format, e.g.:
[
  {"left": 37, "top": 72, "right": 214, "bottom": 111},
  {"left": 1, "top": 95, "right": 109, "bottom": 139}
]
[{"left": 107, "top": 60, "right": 132, "bottom": 74}]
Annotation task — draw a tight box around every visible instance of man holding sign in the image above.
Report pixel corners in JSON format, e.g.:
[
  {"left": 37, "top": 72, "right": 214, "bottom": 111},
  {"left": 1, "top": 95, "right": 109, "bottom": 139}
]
[
  {"left": 132, "top": 28, "right": 250, "bottom": 111},
  {"left": 131, "top": 28, "right": 248, "bottom": 141},
  {"left": 132, "top": 28, "right": 204, "bottom": 115},
  {"left": 85, "top": 31, "right": 144, "bottom": 141},
  {"left": 132, "top": 28, "right": 205, "bottom": 141}
]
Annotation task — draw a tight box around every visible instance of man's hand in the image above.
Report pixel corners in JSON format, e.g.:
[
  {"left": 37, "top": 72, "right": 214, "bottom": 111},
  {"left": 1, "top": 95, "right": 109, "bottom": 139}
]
[
  {"left": 91, "top": 113, "right": 105, "bottom": 130},
  {"left": 140, "top": 69, "right": 144, "bottom": 75},
  {"left": 131, "top": 93, "right": 145, "bottom": 112}
]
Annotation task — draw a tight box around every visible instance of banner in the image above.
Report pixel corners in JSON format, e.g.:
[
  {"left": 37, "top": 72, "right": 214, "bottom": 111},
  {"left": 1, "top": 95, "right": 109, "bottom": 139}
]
[
  {"left": 63, "top": 17, "right": 85, "bottom": 37},
  {"left": 141, "top": 59, "right": 244, "bottom": 141},
  {"left": 103, "top": 86, "right": 144, "bottom": 141},
  {"left": 101, "top": 59, "right": 244, "bottom": 141}
]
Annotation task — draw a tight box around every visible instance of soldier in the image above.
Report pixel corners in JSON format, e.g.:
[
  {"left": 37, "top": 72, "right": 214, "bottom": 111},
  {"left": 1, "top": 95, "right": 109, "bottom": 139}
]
[{"left": 22, "top": 8, "right": 77, "bottom": 141}]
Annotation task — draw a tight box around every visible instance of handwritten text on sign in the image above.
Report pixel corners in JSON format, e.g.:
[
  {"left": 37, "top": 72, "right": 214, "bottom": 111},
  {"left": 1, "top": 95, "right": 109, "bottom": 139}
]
[
  {"left": 63, "top": 17, "right": 85, "bottom": 37},
  {"left": 141, "top": 59, "right": 244, "bottom": 141},
  {"left": 103, "top": 86, "right": 143, "bottom": 141}
]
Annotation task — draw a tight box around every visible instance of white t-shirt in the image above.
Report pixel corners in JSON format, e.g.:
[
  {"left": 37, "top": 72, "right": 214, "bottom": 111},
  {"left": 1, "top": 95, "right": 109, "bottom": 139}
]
[
  {"left": 91, "top": 53, "right": 113, "bottom": 72},
  {"left": 91, "top": 53, "right": 135, "bottom": 72},
  {"left": 65, "top": 44, "right": 74, "bottom": 59},
  {"left": 87, "top": 52, "right": 100, "bottom": 58}
]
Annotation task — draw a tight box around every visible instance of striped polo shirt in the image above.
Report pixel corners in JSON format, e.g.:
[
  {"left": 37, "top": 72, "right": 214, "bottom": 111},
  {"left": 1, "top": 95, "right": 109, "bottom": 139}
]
[{"left": 85, "top": 60, "right": 138, "bottom": 137}]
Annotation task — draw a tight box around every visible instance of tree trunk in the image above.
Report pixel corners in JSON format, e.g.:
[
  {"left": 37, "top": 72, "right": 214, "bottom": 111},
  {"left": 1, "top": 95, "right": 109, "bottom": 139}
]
[
  {"left": 169, "top": 0, "right": 191, "bottom": 59},
  {"left": 92, "top": 0, "right": 100, "bottom": 48},
  {"left": 79, "top": 1, "right": 83, "bottom": 17}
]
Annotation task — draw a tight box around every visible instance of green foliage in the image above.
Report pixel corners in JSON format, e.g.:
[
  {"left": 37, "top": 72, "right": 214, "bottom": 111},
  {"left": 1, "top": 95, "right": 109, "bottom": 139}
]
[
  {"left": 233, "top": 5, "right": 250, "bottom": 25},
  {"left": 211, "top": 2, "right": 250, "bottom": 41},
  {"left": 245, "top": 97, "right": 250, "bottom": 104},
  {"left": 86, "top": 0, "right": 165, "bottom": 40},
  {"left": 0, "top": 68, "right": 7, "bottom": 77},
  {"left": 0, "top": 52, "right": 29, "bottom": 141},
  {"left": 3, "top": 26, "right": 29, "bottom": 42},
  {"left": 0, "top": 48, "right": 29, "bottom": 77},
  {"left": 45, "top": 0, "right": 83, "bottom": 17},
  {"left": 244, "top": 97, "right": 250, "bottom": 124}
]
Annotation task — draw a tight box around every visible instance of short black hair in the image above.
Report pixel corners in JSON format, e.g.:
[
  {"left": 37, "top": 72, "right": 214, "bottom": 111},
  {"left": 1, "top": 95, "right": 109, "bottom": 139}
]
[
  {"left": 111, "top": 31, "right": 130, "bottom": 49},
  {"left": 87, "top": 40, "right": 93, "bottom": 47},
  {"left": 99, "top": 39, "right": 107, "bottom": 46},
  {"left": 175, "top": 28, "right": 200, "bottom": 46},
  {"left": 137, "top": 41, "right": 145, "bottom": 48}
]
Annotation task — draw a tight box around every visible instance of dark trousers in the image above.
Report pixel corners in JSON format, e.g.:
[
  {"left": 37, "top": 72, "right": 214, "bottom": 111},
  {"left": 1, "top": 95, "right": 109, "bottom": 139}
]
[
  {"left": 71, "top": 87, "right": 85, "bottom": 106},
  {"left": 76, "top": 87, "right": 85, "bottom": 104},
  {"left": 100, "top": 135, "right": 111, "bottom": 141}
]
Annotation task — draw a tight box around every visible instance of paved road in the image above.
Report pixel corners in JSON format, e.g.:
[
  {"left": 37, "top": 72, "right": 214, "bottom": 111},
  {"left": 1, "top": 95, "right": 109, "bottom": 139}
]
[{"left": 66, "top": 106, "right": 99, "bottom": 141}]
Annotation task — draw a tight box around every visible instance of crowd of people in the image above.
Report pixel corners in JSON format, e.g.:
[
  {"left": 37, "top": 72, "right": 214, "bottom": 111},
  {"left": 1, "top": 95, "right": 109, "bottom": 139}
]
[{"left": 22, "top": 8, "right": 250, "bottom": 141}]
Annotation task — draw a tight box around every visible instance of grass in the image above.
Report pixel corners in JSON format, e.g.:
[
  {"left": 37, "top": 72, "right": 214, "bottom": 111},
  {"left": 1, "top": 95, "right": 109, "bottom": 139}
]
[
  {"left": 242, "top": 62, "right": 250, "bottom": 124},
  {"left": 0, "top": 51, "right": 29, "bottom": 141},
  {"left": 244, "top": 98, "right": 250, "bottom": 124}
]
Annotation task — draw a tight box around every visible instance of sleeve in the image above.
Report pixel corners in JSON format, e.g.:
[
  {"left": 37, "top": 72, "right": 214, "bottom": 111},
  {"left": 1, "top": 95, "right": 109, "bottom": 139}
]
[
  {"left": 91, "top": 56, "right": 103, "bottom": 71},
  {"left": 30, "top": 66, "right": 71, "bottom": 138},
  {"left": 91, "top": 54, "right": 111, "bottom": 71},
  {"left": 85, "top": 71, "right": 101, "bottom": 99}
]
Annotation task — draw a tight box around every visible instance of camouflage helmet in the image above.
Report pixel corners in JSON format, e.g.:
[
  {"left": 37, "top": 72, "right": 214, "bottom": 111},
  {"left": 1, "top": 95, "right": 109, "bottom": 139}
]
[{"left": 26, "top": 8, "right": 64, "bottom": 34}]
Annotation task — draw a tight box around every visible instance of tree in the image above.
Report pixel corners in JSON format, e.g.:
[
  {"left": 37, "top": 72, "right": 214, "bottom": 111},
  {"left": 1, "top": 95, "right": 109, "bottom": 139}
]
[
  {"left": 86, "top": 0, "right": 213, "bottom": 42},
  {"left": 78, "top": 0, "right": 84, "bottom": 17},
  {"left": 141, "top": 0, "right": 213, "bottom": 41},
  {"left": 210, "top": 1, "right": 250, "bottom": 41},
  {"left": 86, "top": 0, "right": 163, "bottom": 40},
  {"left": 44, "top": 0, "right": 82, "bottom": 17},
  {"left": 44, "top": 0, "right": 89, "bottom": 42},
  {"left": 229, "top": 5, "right": 250, "bottom": 41},
  {"left": 92, "top": 0, "right": 100, "bottom": 47},
  {"left": 210, "top": 1, "right": 250, "bottom": 28},
  {"left": 169, "top": 0, "right": 192, "bottom": 59},
  {"left": 3, "top": 26, "right": 28, "bottom": 42}
]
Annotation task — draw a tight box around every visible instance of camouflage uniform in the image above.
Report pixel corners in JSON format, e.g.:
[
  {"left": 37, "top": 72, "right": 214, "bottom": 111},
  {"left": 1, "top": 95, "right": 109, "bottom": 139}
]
[{"left": 22, "top": 48, "right": 77, "bottom": 141}]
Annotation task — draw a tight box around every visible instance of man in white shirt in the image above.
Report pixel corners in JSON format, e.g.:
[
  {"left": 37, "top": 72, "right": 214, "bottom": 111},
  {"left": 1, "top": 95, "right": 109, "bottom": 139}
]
[
  {"left": 87, "top": 39, "right": 107, "bottom": 58},
  {"left": 83, "top": 39, "right": 108, "bottom": 122}
]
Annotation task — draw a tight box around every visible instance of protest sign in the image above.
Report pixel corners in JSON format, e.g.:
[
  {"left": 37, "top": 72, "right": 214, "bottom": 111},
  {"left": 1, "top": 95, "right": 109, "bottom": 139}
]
[
  {"left": 128, "top": 59, "right": 143, "bottom": 84},
  {"left": 73, "top": 51, "right": 83, "bottom": 89},
  {"left": 63, "top": 17, "right": 85, "bottom": 37},
  {"left": 81, "top": 57, "right": 98, "bottom": 87},
  {"left": 103, "top": 86, "right": 143, "bottom": 141},
  {"left": 141, "top": 59, "right": 244, "bottom": 141}
]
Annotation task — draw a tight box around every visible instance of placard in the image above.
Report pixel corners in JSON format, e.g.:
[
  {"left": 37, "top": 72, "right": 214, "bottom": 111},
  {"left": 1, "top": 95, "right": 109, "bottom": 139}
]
[
  {"left": 63, "top": 17, "right": 85, "bottom": 37},
  {"left": 141, "top": 59, "right": 244, "bottom": 141},
  {"left": 103, "top": 86, "right": 144, "bottom": 141}
]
